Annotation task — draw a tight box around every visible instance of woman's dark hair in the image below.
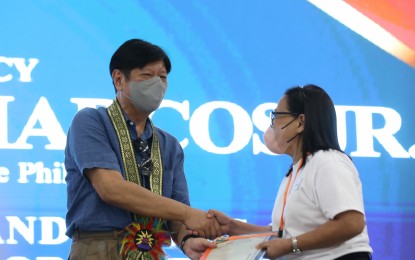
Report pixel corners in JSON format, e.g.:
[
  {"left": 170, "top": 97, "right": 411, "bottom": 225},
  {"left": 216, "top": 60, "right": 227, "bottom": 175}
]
[
  {"left": 285, "top": 84, "right": 343, "bottom": 169},
  {"left": 109, "top": 39, "right": 171, "bottom": 92}
]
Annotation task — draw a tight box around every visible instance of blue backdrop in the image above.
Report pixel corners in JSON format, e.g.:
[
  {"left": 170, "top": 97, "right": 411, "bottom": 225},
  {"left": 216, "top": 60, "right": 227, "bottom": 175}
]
[{"left": 1, "top": 1, "right": 414, "bottom": 259}]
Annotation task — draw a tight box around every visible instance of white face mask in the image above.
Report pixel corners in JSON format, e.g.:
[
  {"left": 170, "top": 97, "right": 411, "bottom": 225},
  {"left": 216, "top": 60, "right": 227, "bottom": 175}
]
[
  {"left": 123, "top": 76, "right": 167, "bottom": 113},
  {"left": 263, "top": 118, "right": 298, "bottom": 154},
  {"left": 264, "top": 126, "right": 286, "bottom": 154}
]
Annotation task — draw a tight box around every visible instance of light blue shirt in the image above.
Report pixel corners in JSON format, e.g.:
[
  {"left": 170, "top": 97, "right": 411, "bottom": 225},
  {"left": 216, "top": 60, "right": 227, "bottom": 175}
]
[{"left": 64, "top": 106, "right": 189, "bottom": 237}]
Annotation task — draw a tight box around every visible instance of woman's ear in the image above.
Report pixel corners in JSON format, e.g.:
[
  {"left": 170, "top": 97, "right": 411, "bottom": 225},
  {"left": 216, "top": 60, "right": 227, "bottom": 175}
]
[{"left": 297, "top": 114, "right": 305, "bottom": 133}]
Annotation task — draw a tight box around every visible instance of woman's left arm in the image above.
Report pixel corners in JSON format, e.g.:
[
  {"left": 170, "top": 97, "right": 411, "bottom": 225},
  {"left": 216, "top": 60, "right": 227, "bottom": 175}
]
[
  {"left": 292, "top": 210, "right": 365, "bottom": 250},
  {"left": 257, "top": 210, "right": 365, "bottom": 258}
]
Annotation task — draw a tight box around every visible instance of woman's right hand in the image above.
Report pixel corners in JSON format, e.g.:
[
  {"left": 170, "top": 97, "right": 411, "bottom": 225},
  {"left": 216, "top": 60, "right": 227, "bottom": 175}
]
[
  {"left": 183, "top": 208, "right": 222, "bottom": 239},
  {"left": 207, "top": 209, "right": 234, "bottom": 235}
]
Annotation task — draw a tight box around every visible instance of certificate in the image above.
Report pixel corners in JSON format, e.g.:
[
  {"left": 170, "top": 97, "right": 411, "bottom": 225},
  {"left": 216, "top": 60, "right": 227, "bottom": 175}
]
[{"left": 200, "top": 232, "right": 277, "bottom": 260}]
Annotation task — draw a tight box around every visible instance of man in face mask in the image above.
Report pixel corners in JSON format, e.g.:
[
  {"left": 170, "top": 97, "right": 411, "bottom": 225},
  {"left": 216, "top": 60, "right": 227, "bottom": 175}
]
[{"left": 64, "top": 39, "right": 221, "bottom": 260}]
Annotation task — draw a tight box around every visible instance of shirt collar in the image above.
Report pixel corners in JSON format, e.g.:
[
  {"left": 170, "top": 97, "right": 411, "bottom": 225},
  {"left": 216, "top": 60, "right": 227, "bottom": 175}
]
[{"left": 123, "top": 113, "right": 153, "bottom": 141}]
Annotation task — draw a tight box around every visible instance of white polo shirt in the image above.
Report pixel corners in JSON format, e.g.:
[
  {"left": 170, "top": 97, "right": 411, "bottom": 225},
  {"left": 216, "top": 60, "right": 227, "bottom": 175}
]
[{"left": 271, "top": 149, "right": 372, "bottom": 259}]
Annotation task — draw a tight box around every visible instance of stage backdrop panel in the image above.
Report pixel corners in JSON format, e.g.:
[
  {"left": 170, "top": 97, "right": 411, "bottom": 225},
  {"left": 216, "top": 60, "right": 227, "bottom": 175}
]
[{"left": 0, "top": 1, "right": 414, "bottom": 259}]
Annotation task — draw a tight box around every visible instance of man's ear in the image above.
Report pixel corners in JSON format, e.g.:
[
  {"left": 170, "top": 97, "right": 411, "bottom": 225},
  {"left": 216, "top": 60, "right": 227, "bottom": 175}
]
[
  {"left": 112, "top": 69, "right": 123, "bottom": 91},
  {"left": 297, "top": 114, "right": 305, "bottom": 133}
]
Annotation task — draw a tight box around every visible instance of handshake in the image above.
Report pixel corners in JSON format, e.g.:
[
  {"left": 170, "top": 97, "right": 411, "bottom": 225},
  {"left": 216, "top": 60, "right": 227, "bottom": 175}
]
[
  {"left": 179, "top": 208, "right": 234, "bottom": 259},
  {"left": 183, "top": 208, "right": 233, "bottom": 239},
  {"left": 179, "top": 208, "right": 274, "bottom": 259}
]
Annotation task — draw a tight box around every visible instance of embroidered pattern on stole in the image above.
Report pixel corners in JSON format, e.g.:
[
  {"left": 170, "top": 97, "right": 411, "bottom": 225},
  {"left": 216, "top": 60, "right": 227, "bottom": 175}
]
[{"left": 107, "top": 99, "right": 170, "bottom": 260}]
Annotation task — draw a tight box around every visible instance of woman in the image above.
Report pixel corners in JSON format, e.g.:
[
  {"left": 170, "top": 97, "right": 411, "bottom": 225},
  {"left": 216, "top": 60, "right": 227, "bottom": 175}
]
[{"left": 186, "top": 85, "right": 373, "bottom": 259}]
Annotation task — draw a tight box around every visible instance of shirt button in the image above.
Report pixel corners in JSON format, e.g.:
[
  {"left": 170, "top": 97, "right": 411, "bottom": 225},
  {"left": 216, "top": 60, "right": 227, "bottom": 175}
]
[{"left": 129, "top": 121, "right": 134, "bottom": 126}]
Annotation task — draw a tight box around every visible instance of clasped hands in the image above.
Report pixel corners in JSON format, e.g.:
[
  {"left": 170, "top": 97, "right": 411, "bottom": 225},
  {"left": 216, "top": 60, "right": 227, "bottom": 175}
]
[
  {"left": 182, "top": 209, "right": 286, "bottom": 260},
  {"left": 181, "top": 208, "right": 233, "bottom": 259},
  {"left": 183, "top": 208, "right": 229, "bottom": 239}
]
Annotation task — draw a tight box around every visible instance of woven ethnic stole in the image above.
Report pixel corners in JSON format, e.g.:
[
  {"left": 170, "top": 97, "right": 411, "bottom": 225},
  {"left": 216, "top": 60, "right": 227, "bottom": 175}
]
[
  {"left": 107, "top": 99, "right": 163, "bottom": 196},
  {"left": 107, "top": 99, "right": 170, "bottom": 260}
]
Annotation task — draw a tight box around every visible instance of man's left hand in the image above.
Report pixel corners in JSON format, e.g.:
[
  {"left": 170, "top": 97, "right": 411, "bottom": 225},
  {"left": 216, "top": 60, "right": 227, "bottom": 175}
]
[{"left": 183, "top": 237, "right": 217, "bottom": 260}]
